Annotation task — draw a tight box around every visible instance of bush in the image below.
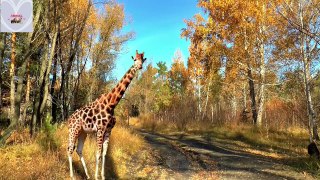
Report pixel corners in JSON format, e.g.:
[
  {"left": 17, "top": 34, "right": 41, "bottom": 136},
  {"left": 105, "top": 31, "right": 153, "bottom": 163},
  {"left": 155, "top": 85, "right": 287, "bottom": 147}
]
[{"left": 36, "top": 114, "right": 60, "bottom": 151}]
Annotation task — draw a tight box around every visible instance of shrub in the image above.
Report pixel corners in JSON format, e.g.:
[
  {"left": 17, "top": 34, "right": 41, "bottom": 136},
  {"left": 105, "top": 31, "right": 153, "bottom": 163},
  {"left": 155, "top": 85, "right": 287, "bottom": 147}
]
[{"left": 36, "top": 114, "right": 60, "bottom": 151}]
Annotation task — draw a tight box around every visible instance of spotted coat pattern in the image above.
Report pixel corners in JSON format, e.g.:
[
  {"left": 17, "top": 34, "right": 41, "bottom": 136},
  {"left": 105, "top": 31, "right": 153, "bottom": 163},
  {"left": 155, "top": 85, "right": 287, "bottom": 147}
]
[{"left": 67, "top": 51, "right": 146, "bottom": 171}]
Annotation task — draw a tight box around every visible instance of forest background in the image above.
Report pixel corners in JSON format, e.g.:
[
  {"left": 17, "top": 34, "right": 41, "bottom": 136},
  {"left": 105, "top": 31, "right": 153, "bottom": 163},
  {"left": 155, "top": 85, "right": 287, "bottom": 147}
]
[{"left": 0, "top": 0, "right": 320, "bottom": 178}]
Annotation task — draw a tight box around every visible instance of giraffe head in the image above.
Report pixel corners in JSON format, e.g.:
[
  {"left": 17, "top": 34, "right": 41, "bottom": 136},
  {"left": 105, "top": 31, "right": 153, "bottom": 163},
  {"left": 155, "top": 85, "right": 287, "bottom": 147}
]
[{"left": 132, "top": 50, "right": 146, "bottom": 69}]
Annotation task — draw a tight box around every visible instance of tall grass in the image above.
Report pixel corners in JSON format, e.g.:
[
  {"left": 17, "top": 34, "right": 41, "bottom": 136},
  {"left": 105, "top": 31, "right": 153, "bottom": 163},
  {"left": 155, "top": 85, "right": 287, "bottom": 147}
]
[{"left": 0, "top": 126, "right": 68, "bottom": 179}]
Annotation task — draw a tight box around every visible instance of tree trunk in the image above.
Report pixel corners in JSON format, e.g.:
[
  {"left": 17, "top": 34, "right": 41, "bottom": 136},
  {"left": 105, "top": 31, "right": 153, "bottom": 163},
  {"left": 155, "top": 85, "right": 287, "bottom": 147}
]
[
  {"left": 299, "top": 2, "right": 319, "bottom": 141},
  {"left": 211, "top": 104, "right": 214, "bottom": 123},
  {"left": 0, "top": 33, "right": 6, "bottom": 112},
  {"left": 9, "top": 33, "right": 18, "bottom": 126},
  {"left": 256, "top": 2, "right": 266, "bottom": 128},
  {"left": 15, "top": 59, "right": 28, "bottom": 126},
  {"left": 21, "top": 60, "right": 31, "bottom": 125},
  {"left": 248, "top": 68, "right": 257, "bottom": 124},
  {"left": 242, "top": 83, "right": 247, "bottom": 110},
  {"left": 0, "top": 33, "right": 18, "bottom": 145},
  {"left": 231, "top": 86, "right": 237, "bottom": 118},
  {"left": 202, "top": 81, "right": 211, "bottom": 121},
  {"left": 244, "top": 27, "right": 257, "bottom": 125},
  {"left": 303, "top": 42, "right": 318, "bottom": 140},
  {"left": 51, "top": 35, "right": 59, "bottom": 124},
  {"left": 196, "top": 68, "right": 202, "bottom": 120},
  {"left": 33, "top": 46, "right": 49, "bottom": 129},
  {"left": 30, "top": 86, "right": 38, "bottom": 136},
  {"left": 35, "top": 32, "right": 58, "bottom": 129},
  {"left": 257, "top": 57, "right": 265, "bottom": 127}
]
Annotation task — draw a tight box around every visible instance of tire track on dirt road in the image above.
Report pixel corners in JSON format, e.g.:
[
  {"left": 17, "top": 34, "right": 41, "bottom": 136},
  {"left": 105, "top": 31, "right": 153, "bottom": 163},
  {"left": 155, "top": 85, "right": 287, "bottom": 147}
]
[
  {"left": 137, "top": 130, "right": 316, "bottom": 180},
  {"left": 136, "top": 130, "right": 218, "bottom": 179}
]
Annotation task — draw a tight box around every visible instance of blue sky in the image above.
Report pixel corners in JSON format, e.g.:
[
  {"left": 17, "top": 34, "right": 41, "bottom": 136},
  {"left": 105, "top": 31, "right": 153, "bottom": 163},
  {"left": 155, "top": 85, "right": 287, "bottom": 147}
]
[{"left": 113, "top": 0, "right": 201, "bottom": 80}]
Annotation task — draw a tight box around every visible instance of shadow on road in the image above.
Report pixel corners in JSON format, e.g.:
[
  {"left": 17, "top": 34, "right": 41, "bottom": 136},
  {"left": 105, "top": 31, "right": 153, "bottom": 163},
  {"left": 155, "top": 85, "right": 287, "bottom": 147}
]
[{"left": 138, "top": 129, "right": 314, "bottom": 180}]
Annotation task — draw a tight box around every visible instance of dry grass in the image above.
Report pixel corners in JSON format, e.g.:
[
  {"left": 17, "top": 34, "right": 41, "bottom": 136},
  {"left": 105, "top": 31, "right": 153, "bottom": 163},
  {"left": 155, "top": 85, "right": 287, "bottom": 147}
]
[
  {"left": 134, "top": 116, "right": 310, "bottom": 157},
  {"left": 202, "top": 125, "right": 309, "bottom": 157},
  {"left": 132, "top": 116, "right": 320, "bottom": 177},
  {"left": 0, "top": 127, "right": 68, "bottom": 179},
  {"left": 107, "top": 124, "right": 146, "bottom": 177},
  {"left": 0, "top": 122, "right": 146, "bottom": 179},
  {"left": 131, "top": 114, "right": 185, "bottom": 133}
]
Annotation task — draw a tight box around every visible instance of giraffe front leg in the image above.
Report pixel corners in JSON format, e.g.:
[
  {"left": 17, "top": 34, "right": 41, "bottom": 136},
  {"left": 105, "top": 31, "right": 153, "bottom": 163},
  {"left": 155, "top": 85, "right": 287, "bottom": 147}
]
[
  {"left": 101, "top": 132, "right": 110, "bottom": 180},
  {"left": 95, "top": 151, "right": 101, "bottom": 180},
  {"left": 68, "top": 133, "right": 76, "bottom": 180},
  {"left": 95, "top": 129, "right": 104, "bottom": 180}
]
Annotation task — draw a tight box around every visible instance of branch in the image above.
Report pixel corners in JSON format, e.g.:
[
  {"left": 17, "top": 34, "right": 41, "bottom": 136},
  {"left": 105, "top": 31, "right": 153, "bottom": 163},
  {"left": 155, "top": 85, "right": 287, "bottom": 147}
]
[{"left": 273, "top": 2, "right": 320, "bottom": 46}]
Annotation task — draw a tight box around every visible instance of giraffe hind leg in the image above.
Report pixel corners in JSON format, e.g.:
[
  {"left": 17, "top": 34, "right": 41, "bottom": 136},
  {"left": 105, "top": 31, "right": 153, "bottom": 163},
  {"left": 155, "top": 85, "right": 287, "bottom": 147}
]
[
  {"left": 77, "top": 132, "right": 90, "bottom": 179},
  {"left": 95, "top": 129, "right": 104, "bottom": 180},
  {"left": 101, "top": 132, "right": 110, "bottom": 180}
]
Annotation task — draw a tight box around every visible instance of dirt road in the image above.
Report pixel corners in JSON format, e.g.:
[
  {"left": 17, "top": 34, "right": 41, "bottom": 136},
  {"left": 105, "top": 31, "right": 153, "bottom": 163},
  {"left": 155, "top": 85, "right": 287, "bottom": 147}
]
[{"left": 130, "top": 130, "right": 315, "bottom": 180}]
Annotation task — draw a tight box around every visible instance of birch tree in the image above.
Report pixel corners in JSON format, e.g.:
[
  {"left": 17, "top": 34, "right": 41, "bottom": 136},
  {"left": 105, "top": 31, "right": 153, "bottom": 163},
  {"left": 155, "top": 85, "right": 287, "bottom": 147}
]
[
  {"left": 275, "top": 0, "right": 320, "bottom": 140},
  {"left": 182, "top": 0, "right": 280, "bottom": 127}
]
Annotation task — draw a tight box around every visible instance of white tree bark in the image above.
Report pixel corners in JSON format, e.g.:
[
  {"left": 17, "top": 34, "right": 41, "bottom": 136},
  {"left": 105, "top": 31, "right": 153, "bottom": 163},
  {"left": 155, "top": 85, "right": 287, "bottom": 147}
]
[
  {"left": 257, "top": 2, "right": 266, "bottom": 127},
  {"left": 299, "top": 1, "right": 319, "bottom": 141}
]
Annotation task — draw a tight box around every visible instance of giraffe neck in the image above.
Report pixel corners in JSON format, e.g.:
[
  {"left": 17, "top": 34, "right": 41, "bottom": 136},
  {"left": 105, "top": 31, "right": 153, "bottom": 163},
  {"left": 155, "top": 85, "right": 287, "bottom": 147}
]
[{"left": 107, "top": 65, "right": 139, "bottom": 107}]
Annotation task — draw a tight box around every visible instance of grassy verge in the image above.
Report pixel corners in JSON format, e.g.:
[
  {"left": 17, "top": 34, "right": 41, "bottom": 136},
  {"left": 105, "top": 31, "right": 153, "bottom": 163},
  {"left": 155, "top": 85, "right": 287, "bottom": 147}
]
[
  {"left": 132, "top": 116, "right": 320, "bottom": 178},
  {"left": 194, "top": 125, "right": 320, "bottom": 178},
  {"left": 0, "top": 121, "right": 146, "bottom": 179}
]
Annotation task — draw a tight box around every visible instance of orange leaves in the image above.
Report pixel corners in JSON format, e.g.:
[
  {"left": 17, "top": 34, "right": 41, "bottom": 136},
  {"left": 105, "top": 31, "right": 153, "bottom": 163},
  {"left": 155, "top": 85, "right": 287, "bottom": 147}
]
[
  {"left": 169, "top": 50, "right": 189, "bottom": 95},
  {"left": 68, "top": 0, "right": 91, "bottom": 16},
  {"left": 102, "top": 3, "right": 125, "bottom": 31},
  {"left": 61, "top": 0, "right": 94, "bottom": 27},
  {"left": 183, "top": 0, "right": 284, "bottom": 110},
  {"left": 171, "top": 50, "right": 188, "bottom": 80}
]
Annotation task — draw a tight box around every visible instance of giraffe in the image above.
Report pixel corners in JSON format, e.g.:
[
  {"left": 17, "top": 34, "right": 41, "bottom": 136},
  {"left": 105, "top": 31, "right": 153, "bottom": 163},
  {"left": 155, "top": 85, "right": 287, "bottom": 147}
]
[{"left": 67, "top": 50, "right": 146, "bottom": 180}]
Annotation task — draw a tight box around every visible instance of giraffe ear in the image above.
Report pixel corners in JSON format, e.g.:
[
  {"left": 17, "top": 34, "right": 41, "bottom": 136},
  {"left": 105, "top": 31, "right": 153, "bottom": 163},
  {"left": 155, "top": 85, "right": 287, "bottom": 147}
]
[
  {"left": 131, "top": 56, "right": 134, "bottom": 60},
  {"left": 143, "top": 58, "right": 147, "bottom": 62}
]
